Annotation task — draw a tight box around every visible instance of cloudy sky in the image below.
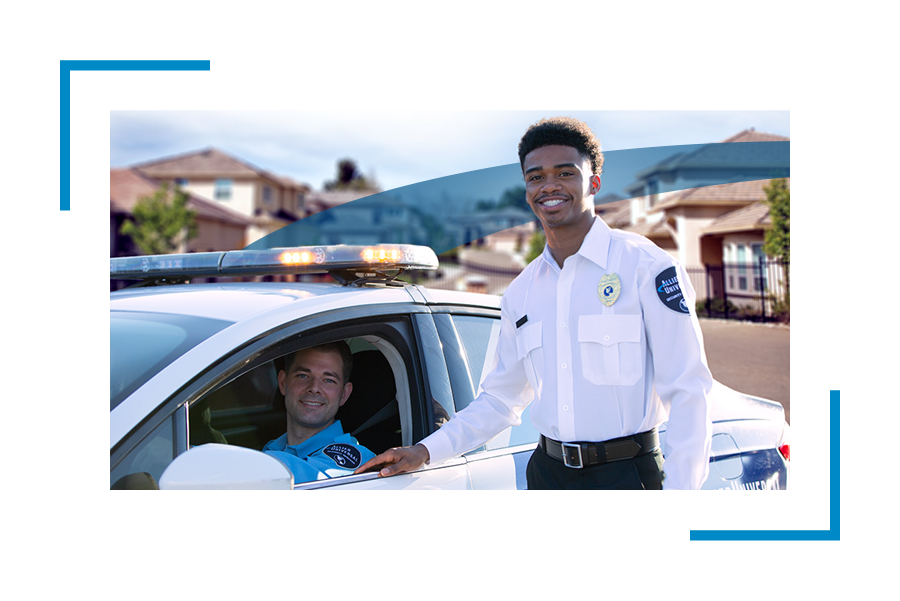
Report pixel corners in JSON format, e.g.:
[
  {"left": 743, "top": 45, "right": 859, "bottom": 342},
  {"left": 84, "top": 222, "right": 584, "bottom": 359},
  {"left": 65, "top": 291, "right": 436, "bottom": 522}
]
[{"left": 110, "top": 110, "right": 790, "bottom": 192}]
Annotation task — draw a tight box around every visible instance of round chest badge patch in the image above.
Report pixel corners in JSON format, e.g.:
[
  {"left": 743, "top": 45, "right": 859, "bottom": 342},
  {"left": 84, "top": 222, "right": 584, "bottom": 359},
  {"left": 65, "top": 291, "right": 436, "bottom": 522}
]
[
  {"left": 598, "top": 273, "right": 621, "bottom": 306},
  {"left": 323, "top": 443, "right": 362, "bottom": 469},
  {"left": 655, "top": 266, "right": 690, "bottom": 314}
]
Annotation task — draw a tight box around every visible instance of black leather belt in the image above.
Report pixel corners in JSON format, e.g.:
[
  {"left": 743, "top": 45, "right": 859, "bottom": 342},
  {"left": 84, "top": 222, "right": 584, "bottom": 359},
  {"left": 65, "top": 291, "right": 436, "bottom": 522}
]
[{"left": 539, "top": 428, "right": 659, "bottom": 469}]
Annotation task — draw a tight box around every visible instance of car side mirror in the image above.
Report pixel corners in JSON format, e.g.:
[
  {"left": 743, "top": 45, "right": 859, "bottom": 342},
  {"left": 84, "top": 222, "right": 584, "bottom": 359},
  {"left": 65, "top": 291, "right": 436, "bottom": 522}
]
[{"left": 158, "top": 443, "right": 294, "bottom": 490}]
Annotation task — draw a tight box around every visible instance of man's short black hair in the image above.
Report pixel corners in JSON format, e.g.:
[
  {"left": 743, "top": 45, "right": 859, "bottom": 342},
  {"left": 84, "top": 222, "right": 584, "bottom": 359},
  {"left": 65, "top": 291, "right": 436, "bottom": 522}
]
[
  {"left": 518, "top": 117, "right": 604, "bottom": 176},
  {"left": 279, "top": 341, "right": 354, "bottom": 384}
]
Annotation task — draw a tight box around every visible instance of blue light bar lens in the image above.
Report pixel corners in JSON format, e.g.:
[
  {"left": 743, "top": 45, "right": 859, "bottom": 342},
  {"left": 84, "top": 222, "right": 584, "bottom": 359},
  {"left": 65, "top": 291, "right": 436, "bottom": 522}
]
[{"left": 110, "top": 252, "right": 223, "bottom": 278}]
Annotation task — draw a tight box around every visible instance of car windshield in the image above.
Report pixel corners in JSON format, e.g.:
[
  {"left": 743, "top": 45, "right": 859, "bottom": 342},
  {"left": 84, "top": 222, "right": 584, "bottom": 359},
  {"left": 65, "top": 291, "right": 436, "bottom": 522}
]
[{"left": 110, "top": 311, "right": 233, "bottom": 411}]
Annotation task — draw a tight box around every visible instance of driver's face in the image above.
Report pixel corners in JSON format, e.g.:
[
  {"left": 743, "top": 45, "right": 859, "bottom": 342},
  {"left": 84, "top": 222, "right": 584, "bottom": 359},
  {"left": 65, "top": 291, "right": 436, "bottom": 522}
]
[{"left": 279, "top": 347, "right": 352, "bottom": 434}]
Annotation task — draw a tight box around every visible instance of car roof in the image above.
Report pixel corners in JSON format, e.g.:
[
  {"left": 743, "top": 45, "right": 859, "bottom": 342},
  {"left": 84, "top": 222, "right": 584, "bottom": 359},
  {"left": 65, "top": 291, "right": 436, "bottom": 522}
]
[{"left": 111, "top": 281, "right": 409, "bottom": 323}]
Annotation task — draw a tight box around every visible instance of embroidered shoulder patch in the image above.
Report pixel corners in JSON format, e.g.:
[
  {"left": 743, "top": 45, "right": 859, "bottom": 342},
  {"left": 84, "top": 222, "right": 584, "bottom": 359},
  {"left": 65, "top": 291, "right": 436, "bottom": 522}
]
[
  {"left": 655, "top": 266, "right": 690, "bottom": 314},
  {"left": 322, "top": 443, "right": 362, "bottom": 469}
]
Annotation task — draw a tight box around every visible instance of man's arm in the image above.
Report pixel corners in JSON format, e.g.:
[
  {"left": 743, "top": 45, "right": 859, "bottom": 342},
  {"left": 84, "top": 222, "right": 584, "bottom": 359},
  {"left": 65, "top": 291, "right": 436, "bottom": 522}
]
[
  {"left": 356, "top": 292, "right": 534, "bottom": 477},
  {"left": 641, "top": 259, "right": 713, "bottom": 490}
]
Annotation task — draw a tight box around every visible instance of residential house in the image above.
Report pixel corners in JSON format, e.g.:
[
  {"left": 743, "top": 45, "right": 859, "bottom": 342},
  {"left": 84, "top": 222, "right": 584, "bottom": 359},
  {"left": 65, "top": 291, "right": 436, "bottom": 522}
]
[
  {"left": 619, "top": 129, "right": 789, "bottom": 306},
  {"left": 130, "top": 148, "right": 310, "bottom": 247},
  {"left": 595, "top": 193, "right": 631, "bottom": 229},
  {"left": 111, "top": 168, "right": 254, "bottom": 257},
  {"left": 700, "top": 183, "right": 790, "bottom": 305}
]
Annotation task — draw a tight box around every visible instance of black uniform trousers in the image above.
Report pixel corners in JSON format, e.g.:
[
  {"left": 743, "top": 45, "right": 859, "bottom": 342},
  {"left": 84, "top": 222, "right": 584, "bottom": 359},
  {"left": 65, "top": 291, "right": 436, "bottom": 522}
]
[{"left": 525, "top": 443, "right": 665, "bottom": 490}]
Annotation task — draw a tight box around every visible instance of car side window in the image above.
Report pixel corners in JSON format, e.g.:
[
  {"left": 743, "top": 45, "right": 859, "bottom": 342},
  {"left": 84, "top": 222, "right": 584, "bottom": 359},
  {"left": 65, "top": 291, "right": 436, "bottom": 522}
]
[
  {"left": 111, "top": 410, "right": 183, "bottom": 489},
  {"left": 441, "top": 313, "right": 540, "bottom": 452},
  {"left": 449, "top": 314, "right": 499, "bottom": 408},
  {"left": 191, "top": 363, "right": 283, "bottom": 451},
  {"left": 186, "top": 320, "right": 420, "bottom": 465}
]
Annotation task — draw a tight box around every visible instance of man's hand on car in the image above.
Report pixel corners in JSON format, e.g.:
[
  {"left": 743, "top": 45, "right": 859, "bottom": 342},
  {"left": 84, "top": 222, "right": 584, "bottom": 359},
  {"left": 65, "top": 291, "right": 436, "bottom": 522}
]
[{"left": 354, "top": 444, "right": 430, "bottom": 477}]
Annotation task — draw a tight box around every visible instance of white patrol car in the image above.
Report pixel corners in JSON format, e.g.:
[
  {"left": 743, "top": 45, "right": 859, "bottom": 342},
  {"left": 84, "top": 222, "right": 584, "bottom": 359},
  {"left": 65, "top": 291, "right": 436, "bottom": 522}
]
[{"left": 110, "top": 244, "right": 790, "bottom": 490}]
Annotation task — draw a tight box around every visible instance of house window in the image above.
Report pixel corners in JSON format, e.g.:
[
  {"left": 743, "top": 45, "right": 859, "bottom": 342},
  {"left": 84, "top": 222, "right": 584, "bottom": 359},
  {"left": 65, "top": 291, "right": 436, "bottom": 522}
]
[
  {"left": 752, "top": 243, "right": 767, "bottom": 292},
  {"left": 174, "top": 178, "right": 189, "bottom": 187},
  {"left": 263, "top": 185, "right": 272, "bottom": 204},
  {"left": 214, "top": 179, "right": 233, "bottom": 200},
  {"left": 737, "top": 245, "right": 747, "bottom": 291}
]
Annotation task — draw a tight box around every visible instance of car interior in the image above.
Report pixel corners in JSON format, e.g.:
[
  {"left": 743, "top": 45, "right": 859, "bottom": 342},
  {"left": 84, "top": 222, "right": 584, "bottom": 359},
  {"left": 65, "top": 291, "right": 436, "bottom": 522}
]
[{"left": 189, "top": 336, "right": 408, "bottom": 457}]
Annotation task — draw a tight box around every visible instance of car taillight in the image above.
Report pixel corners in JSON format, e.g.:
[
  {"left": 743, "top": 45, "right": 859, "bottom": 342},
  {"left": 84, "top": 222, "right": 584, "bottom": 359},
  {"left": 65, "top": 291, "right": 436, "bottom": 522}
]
[
  {"left": 778, "top": 444, "right": 790, "bottom": 461},
  {"left": 778, "top": 422, "right": 790, "bottom": 461}
]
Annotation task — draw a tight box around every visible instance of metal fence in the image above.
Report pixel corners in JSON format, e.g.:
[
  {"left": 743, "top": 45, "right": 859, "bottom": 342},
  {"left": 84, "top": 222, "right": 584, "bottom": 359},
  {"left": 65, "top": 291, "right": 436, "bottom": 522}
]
[{"left": 687, "top": 258, "right": 789, "bottom": 322}]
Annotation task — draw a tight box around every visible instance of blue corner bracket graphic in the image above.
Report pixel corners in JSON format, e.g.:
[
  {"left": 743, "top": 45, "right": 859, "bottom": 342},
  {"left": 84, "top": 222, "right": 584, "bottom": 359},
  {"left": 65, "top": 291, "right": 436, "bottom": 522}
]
[
  {"left": 59, "top": 59, "right": 211, "bottom": 211},
  {"left": 691, "top": 390, "right": 840, "bottom": 541}
]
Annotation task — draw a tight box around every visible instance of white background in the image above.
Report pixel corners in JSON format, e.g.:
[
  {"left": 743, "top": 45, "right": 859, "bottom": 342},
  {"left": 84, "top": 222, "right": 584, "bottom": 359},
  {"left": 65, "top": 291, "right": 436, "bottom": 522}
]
[{"left": 3, "top": 1, "right": 893, "bottom": 599}]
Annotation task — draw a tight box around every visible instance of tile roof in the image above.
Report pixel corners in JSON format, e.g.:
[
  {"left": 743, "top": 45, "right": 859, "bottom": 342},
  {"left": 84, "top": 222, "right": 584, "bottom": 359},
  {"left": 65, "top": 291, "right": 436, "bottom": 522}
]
[
  {"left": 719, "top": 128, "right": 790, "bottom": 143},
  {"left": 702, "top": 201, "right": 771, "bottom": 235},
  {"left": 304, "top": 189, "right": 379, "bottom": 214},
  {"left": 595, "top": 198, "right": 632, "bottom": 228},
  {"left": 110, "top": 168, "right": 253, "bottom": 226},
  {"left": 623, "top": 218, "right": 672, "bottom": 241},
  {"left": 650, "top": 178, "right": 778, "bottom": 212},
  {"left": 131, "top": 147, "right": 308, "bottom": 190}
]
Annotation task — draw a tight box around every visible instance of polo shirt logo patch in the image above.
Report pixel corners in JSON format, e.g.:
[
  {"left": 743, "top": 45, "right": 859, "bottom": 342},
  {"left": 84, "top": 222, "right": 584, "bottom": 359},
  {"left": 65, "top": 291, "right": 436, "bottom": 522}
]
[
  {"left": 323, "top": 444, "right": 362, "bottom": 468},
  {"left": 655, "top": 266, "right": 690, "bottom": 314}
]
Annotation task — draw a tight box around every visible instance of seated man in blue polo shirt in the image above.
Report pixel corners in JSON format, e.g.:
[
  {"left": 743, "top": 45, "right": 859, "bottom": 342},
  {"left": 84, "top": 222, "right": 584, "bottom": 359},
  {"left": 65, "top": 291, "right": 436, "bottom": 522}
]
[{"left": 262, "top": 341, "right": 375, "bottom": 483}]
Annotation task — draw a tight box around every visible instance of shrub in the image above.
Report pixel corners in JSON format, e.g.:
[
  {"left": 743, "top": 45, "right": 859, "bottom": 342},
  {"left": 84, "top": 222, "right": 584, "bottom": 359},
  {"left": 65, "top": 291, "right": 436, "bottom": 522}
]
[{"left": 696, "top": 297, "right": 737, "bottom": 317}]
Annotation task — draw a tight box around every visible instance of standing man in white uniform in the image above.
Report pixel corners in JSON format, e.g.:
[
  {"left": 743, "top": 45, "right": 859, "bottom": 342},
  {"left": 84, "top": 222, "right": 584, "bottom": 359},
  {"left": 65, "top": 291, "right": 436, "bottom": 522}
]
[{"left": 356, "top": 117, "right": 713, "bottom": 489}]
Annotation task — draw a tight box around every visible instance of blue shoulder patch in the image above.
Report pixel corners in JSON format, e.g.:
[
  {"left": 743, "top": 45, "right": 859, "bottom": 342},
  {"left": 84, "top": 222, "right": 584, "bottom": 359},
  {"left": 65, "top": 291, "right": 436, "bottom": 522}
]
[
  {"left": 322, "top": 443, "right": 362, "bottom": 469},
  {"left": 655, "top": 266, "right": 690, "bottom": 314}
]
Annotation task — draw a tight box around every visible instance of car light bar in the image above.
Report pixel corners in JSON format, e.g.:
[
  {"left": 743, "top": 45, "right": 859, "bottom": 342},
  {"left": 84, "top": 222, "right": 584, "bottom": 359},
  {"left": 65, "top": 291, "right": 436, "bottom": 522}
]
[{"left": 110, "top": 244, "right": 439, "bottom": 281}]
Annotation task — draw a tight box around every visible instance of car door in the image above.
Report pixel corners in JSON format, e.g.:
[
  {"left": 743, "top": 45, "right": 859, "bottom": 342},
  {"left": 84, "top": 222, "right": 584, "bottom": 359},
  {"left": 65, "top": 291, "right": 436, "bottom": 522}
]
[
  {"left": 294, "top": 310, "right": 472, "bottom": 490},
  {"left": 112, "top": 302, "right": 473, "bottom": 490},
  {"left": 430, "top": 308, "right": 540, "bottom": 490}
]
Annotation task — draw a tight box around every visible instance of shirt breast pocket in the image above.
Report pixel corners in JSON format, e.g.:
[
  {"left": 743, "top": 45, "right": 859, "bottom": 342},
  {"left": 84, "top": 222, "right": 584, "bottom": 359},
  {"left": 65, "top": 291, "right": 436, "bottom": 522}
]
[
  {"left": 515, "top": 321, "right": 543, "bottom": 396},
  {"left": 578, "top": 314, "right": 642, "bottom": 386}
]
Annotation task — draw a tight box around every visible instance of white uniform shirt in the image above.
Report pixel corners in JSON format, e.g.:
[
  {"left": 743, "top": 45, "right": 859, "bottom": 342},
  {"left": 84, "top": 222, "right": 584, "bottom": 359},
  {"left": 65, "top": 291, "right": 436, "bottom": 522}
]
[{"left": 421, "top": 217, "right": 714, "bottom": 489}]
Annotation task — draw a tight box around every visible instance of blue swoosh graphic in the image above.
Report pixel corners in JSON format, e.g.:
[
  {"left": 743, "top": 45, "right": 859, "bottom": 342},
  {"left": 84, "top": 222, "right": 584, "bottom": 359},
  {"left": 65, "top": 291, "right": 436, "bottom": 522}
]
[{"left": 245, "top": 141, "right": 789, "bottom": 253}]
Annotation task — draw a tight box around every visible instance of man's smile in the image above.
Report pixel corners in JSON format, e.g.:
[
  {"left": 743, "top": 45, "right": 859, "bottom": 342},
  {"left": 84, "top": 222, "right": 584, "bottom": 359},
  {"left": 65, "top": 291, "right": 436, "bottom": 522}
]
[{"left": 537, "top": 195, "right": 569, "bottom": 208}]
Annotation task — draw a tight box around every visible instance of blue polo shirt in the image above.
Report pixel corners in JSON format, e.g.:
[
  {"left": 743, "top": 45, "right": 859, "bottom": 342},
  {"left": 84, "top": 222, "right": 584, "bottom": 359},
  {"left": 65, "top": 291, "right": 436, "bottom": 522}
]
[{"left": 262, "top": 421, "right": 376, "bottom": 484}]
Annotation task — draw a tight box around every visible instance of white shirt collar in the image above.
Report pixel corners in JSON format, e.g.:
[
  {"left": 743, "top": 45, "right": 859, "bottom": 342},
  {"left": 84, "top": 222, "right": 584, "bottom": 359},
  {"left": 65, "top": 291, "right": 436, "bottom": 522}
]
[{"left": 540, "top": 217, "right": 610, "bottom": 271}]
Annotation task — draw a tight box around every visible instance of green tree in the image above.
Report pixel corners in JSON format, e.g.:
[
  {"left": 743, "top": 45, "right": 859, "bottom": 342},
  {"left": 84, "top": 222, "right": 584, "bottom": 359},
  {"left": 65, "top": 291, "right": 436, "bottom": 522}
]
[
  {"left": 763, "top": 178, "right": 790, "bottom": 262},
  {"left": 324, "top": 158, "right": 380, "bottom": 191},
  {"left": 762, "top": 178, "right": 790, "bottom": 320},
  {"left": 120, "top": 183, "right": 198, "bottom": 255},
  {"left": 525, "top": 229, "right": 546, "bottom": 263}
]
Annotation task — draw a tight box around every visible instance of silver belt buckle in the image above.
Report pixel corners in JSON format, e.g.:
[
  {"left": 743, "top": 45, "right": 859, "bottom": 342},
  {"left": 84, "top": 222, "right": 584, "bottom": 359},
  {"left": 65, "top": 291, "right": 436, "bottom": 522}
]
[{"left": 561, "top": 443, "right": 584, "bottom": 468}]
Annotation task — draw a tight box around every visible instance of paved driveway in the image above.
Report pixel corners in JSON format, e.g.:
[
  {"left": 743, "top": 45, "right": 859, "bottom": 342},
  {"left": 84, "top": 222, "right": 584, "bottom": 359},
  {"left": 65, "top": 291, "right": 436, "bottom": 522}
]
[{"left": 698, "top": 318, "right": 790, "bottom": 424}]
